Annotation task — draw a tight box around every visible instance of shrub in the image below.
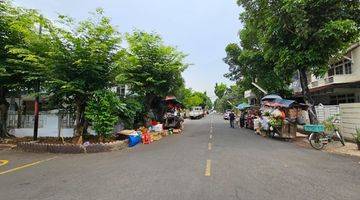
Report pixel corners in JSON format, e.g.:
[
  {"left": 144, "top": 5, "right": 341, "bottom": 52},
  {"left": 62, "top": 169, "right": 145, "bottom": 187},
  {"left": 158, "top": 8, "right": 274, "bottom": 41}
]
[{"left": 85, "top": 90, "right": 127, "bottom": 139}]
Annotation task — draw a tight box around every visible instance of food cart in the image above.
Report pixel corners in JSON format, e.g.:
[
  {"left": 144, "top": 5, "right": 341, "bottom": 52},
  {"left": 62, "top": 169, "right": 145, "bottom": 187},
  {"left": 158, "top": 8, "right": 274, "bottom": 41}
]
[
  {"left": 162, "top": 96, "right": 184, "bottom": 129},
  {"left": 259, "top": 95, "right": 307, "bottom": 140}
]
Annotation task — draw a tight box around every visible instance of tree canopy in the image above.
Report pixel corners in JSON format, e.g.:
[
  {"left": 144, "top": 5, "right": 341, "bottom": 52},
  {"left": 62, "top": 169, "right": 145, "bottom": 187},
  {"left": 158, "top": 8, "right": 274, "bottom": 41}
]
[
  {"left": 177, "top": 87, "right": 212, "bottom": 109},
  {"left": 225, "top": 0, "right": 359, "bottom": 120},
  {"left": 214, "top": 83, "right": 227, "bottom": 99},
  {"left": 0, "top": 2, "right": 190, "bottom": 139},
  {"left": 116, "top": 31, "right": 188, "bottom": 114},
  {"left": 0, "top": 1, "right": 53, "bottom": 138},
  {"left": 47, "top": 9, "right": 121, "bottom": 137}
]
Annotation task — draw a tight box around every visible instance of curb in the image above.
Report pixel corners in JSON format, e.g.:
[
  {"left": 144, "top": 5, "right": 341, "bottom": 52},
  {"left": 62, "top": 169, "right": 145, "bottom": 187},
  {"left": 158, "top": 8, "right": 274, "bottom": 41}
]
[{"left": 17, "top": 139, "right": 129, "bottom": 154}]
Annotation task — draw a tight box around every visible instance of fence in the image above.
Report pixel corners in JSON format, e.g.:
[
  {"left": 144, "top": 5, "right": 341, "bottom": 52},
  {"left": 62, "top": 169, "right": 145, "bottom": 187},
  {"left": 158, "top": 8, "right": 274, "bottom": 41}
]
[
  {"left": 6, "top": 111, "right": 75, "bottom": 137},
  {"left": 7, "top": 111, "right": 46, "bottom": 128},
  {"left": 339, "top": 103, "right": 360, "bottom": 139},
  {"left": 315, "top": 105, "right": 340, "bottom": 122}
]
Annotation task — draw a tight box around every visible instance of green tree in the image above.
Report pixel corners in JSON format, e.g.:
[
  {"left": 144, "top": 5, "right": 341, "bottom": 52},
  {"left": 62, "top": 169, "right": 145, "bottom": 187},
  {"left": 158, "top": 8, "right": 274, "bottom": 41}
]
[
  {"left": 184, "top": 94, "right": 203, "bottom": 108},
  {"left": 116, "top": 31, "right": 188, "bottom": 118},
  {"left": 0, "top": 2, "right": 52, "bottom": 138},
  {"left": 214, "top": 83, "right": 227, "bottom": 99},
  {"left": 236, "top": 0, "right": 360, "bottom": 122},
  {"left": 176, "top": 87, "right": 212, "bottom": 109},
  {"left": 85, "top": 90, "right": 125, "bottom": 140},
  {"left": 48, "top": 9, "right": 121, "bottom": 139}
]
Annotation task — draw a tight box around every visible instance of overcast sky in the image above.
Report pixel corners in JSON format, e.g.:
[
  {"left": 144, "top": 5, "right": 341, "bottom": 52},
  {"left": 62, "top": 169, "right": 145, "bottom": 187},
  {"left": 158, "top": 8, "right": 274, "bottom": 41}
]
[{"left": 13, "top": 0, "right": 242, "bottom": 100}]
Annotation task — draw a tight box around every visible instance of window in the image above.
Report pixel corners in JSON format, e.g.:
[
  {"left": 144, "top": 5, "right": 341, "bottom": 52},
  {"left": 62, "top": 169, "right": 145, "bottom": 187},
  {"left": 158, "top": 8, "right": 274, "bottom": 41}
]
[
  {"left": 329, "top": 93, "right": 356, "bottom": 104},
  {"left": 329, "top": 58, "right": 352, "bottom": 76},
  {"left": 116, "top": 85, "right": 126, "bottom": 97},
  {"left": 345, "top": 62, "right": 352, "bottom": 74},
  {"left": 335, "top": 66, "right": 343, "bottom": 75}
]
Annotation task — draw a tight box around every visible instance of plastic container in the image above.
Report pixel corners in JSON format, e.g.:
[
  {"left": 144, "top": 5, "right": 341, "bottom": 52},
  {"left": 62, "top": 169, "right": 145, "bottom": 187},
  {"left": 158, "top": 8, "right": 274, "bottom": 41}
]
[
  {"left": 128, "top": 135, "right": 141, "bottom": 147},
  {"left": 304, "top": 124, "right": 324, "bottom": 133},
  {"left": 153, "top": 124, "right": 163, "bottom": 132}
]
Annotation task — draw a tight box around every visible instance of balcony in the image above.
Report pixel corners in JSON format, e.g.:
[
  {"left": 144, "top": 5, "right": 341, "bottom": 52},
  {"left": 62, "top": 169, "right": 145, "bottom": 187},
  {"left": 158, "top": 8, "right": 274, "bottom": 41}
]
[
  {"left": 324, "top": 76, "right": 334, "bottom": 84},
  {"left": 309, "top": 74, "right": 360, "bottom": 89}
]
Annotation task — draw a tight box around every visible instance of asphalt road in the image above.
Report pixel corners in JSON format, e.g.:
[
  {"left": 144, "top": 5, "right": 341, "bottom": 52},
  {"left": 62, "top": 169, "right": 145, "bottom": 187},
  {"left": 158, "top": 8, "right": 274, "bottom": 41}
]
[{"left": 0, "top": 114, "right": 359, "bottom": 200}]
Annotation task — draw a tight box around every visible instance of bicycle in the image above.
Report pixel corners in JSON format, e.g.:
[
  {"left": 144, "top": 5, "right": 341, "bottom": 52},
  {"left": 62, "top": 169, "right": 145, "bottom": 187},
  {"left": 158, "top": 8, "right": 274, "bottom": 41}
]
[{"left": 306, "top": 118, "right": 345, "bottom": 150}]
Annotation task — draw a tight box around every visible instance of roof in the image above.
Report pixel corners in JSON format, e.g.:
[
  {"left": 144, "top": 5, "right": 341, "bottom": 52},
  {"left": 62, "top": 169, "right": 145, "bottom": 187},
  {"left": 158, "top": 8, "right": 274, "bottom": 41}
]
[{"left": 294, "top": 80, "right": 360, "bottom": 97}]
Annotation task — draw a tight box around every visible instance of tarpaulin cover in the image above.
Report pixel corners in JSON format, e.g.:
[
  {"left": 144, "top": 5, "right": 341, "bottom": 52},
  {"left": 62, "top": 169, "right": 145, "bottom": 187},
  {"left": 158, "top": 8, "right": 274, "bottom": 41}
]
[{"left": 263, "top": 99, "right": 296, "bottom": 108}]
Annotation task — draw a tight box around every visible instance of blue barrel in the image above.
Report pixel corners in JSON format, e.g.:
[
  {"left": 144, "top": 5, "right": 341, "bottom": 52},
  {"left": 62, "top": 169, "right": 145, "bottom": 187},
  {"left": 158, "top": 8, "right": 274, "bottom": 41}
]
[{"left": 128, "top": 135, "right": 141, "bottom": 147}]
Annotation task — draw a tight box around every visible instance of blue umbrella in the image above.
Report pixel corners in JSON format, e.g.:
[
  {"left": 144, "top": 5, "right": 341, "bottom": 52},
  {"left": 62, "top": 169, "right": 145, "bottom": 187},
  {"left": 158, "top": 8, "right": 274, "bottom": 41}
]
[
  {"left": 237, "top": 103, "right": 251, "bottom": 110},
  {"left": 273, "top": 99, "right": 296, "bottom": 108},
  {"left": 261, "top": 94, "right": 283, "bottom": 102}
]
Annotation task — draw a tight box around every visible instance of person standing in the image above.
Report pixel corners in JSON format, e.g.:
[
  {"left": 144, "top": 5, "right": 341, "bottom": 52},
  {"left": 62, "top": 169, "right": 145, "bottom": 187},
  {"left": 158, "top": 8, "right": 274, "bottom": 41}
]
[
  {"left": 240, "top": 111, "right": 246, "bottom": 128},
  {"left": 229, "top": 111, "right": 236, "bottom": 128}
]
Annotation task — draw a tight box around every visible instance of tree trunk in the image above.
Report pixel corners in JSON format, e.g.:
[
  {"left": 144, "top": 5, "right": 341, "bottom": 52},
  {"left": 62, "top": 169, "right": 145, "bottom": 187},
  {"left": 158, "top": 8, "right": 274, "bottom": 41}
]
[
  {"left": 0, "top": 87, "right": 10, "bottom": 138},
  {"left": 73, "top": 99, "right": 86, "bottom": 144},
  {"left": 299, "top": 68, "right": 317, "bottom": 124}
]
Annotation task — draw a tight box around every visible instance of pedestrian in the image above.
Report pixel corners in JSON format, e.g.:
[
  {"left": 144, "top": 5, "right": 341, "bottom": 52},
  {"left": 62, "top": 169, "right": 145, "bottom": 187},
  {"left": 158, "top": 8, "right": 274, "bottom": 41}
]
[
  {"left": 229, "top": 111, "right": 235, "bottom": 128},
  {"left": 240, "top": 111, "right": 246, "bottom": 128}
]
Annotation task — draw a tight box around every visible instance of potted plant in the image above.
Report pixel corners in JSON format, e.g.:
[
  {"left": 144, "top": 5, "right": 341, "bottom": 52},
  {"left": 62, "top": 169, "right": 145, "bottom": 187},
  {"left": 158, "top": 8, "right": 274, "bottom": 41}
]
[{"left": 353, "top": 128, "right": 360, "bottom": 150}]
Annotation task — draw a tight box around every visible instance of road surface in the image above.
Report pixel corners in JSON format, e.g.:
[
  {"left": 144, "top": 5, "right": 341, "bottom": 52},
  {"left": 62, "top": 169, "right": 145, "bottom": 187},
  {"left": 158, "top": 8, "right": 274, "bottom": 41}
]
[{"left": 0, "top": 114, "right": 359, "bottom": 200}]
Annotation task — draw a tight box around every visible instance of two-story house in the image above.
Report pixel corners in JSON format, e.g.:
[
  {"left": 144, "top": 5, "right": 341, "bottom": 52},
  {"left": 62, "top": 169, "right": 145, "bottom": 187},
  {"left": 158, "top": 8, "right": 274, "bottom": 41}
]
[
  {"left": 245, "top": 43, "right": 360, "bottom": 106},
  {"left": 301, "top": 43, "right": 360, "bottom": 105}
]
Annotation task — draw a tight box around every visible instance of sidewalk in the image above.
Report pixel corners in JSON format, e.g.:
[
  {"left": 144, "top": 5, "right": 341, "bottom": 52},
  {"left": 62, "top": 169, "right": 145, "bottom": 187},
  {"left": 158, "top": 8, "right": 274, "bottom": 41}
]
[{"left": 293, "top": 133, "right": 360, "bottom": 158}]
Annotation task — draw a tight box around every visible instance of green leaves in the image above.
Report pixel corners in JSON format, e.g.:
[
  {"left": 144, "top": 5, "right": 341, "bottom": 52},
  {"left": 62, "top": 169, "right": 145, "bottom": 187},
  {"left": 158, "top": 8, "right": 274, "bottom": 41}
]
[
  {"left": 226, "top": 0, "right": 359, "bottom": 100},
  {"left": 214, "top": 83, "right": 227, "bottom": 99},
  {"left": 116, "top": 31, "right": 188, "bottom": 110},
  {"left": 177, "top": 87, "right": 212, "bottom": 109},
  {"left": 85, "top": 90, "right": 125, "bottom": 137}
]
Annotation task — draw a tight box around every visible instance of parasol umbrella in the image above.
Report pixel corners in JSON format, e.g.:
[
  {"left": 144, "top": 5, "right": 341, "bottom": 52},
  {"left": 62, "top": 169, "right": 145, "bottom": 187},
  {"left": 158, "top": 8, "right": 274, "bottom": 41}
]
[
  {"left": 237, "top": 103, "right": 251, "bottom": 110},
  {"left": 163, "top": 96, "right": 184, "bottom": 108},
  {"left": 261, "top": 94, "right": 283, "bottom": 102}
]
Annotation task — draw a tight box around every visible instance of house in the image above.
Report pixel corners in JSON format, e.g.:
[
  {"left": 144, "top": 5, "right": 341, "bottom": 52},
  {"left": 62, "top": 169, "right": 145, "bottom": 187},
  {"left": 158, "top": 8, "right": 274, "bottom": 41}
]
[
  {"left": 244, "top": 90, "right": 257, "bottom": 105},
  {"left": 293, "top": 43, "right": 360, "bottom": 105},
  {"left": 111, "top": 84, "right": 130, "bottom": 97}
]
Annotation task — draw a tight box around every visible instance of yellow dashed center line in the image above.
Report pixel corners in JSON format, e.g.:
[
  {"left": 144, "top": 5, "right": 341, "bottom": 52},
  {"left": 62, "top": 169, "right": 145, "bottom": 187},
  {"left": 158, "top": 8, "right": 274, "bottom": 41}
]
[
  {"left": 205, "top": 159, "right": 211, "bottom": 176},
  {"left": 0, "top": 157, "right": 57, "bottom": 176},
  {"left": 0, "top": 160, "right": 9, "bottom": 167},
  {"left": 208, "top": 143, "right": 212, "bottom": 150},
  {"left": 209, "top": 134, "right": 212, "bottom": 139}
]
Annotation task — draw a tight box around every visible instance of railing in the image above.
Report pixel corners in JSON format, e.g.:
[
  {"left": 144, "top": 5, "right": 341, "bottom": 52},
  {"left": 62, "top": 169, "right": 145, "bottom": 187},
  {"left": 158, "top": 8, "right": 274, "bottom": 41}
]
[
  {"left": 7, "top": 113, "right": 45, "bottom": 128},
  {"left": 324, "top": 76, "right": 334, "bottom": 84},
  {"left": 311, "top": 81, "right": 319, "bottom": 87}
]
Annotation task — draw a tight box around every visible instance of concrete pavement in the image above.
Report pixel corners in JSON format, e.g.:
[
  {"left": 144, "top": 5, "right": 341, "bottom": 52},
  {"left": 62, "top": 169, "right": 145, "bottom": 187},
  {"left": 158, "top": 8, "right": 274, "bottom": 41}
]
[{"left": 0, "top": 114, "right": 359, "bottom": 200}]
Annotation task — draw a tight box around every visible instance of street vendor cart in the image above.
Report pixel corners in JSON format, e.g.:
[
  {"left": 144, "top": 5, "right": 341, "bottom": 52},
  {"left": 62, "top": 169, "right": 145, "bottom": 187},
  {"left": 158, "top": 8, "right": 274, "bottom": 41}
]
[
  {"left": 259, "top": 95, "right": 306, "bottom": 140},
  {"left": 162, "top": 96, "right": 184, "bottom": 129}
]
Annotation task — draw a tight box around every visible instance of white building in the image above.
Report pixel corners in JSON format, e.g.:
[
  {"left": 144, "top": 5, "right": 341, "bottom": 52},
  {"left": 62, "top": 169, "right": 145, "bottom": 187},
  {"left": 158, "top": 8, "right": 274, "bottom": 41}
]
[{"left": 290, "top": 43, "right": 360, "bottom": 105}]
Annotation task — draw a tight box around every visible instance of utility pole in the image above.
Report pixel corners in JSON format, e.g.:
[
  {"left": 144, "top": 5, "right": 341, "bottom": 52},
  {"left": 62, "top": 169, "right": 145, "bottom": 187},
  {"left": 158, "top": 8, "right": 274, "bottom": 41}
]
[{"left": 33, "top": 16, "right": 42, "bottom": 141}]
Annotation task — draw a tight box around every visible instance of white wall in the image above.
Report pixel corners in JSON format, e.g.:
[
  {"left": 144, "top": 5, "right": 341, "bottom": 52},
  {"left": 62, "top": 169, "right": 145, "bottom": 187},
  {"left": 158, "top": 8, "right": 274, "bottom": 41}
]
[{"left": 339, "top": 103, "right": 360, "bottom": 139}]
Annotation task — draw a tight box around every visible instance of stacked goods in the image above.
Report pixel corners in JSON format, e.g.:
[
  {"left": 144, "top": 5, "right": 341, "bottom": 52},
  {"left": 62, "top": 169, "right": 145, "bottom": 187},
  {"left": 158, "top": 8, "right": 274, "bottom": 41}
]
[
  {"left": 150, "top": 132, "right": 162, "bottom": 141},
  {"left": 161, "top": 130, "right": 168, "bottom": 137},
  {"left": 173, "top": 129, "right": 182, "bottom": 134},
  {"left": 118, "top": 121, "right": 184, "bottom": 147},
  {"left": 141, "top": 132, "right": 151, "bottom": 144}
]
